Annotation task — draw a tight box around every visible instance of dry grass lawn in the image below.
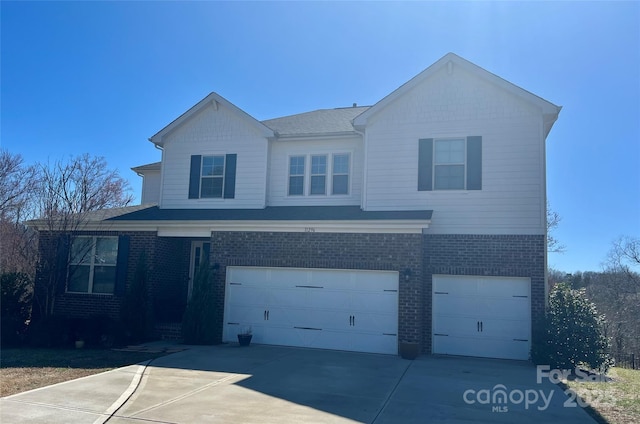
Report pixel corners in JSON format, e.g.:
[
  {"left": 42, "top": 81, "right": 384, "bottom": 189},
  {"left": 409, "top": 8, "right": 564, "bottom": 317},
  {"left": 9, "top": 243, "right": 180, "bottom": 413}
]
[
  {"left": 563, "top": 367, "right": 640, "bottom": 424},
  {"left": 1, "top": 348, "right": 167, "bottom": 397}
]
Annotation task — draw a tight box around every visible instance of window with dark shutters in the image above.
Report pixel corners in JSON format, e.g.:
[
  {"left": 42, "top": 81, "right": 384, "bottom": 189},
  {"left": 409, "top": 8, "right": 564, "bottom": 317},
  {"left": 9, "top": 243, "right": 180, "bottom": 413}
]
[{"left": 418, "top": 136, "right": 482, "bottom": 191}]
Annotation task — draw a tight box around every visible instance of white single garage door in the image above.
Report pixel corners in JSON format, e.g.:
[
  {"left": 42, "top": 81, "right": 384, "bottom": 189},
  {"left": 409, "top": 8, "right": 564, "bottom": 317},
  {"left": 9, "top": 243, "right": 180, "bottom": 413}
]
[
  {"left": 432, "top": 275, "right": 531, "bottom": 360},
  {"left": 223, "top": 267, "right": 398, "bottom": 354}
]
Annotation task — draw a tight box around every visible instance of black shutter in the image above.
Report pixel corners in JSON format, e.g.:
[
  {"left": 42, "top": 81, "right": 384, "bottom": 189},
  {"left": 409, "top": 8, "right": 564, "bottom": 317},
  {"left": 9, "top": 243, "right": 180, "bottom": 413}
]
[
  {"left": 188, "top": 155, "right": 202, "bottom": 199},
  {"left": 418, "top": 139, "right": 434, "bottom": 191},
  {"left": 466, "top": 136, "right": 482, "bottom": 190},
  {"left": 114, "top": 235, "right": 130, "bottom": 296},
  {"left": 223, "top": 154, "right": 237, "bottom": 199},
  {"left": 55, "top": 234, "right": 71, "bottom": 294}
]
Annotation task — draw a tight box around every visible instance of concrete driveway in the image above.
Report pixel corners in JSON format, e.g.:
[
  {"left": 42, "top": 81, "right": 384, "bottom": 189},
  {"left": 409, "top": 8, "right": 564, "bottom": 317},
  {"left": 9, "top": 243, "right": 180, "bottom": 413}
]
[{"left": 1, "top": 344, "right": 596, "bottom": 423}]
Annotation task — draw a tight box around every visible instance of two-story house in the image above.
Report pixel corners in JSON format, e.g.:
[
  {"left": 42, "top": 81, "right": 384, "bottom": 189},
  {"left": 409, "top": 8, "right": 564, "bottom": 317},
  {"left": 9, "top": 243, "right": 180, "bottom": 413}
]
[{"left": 31, "top": 53, "right": 560, "bottom": 360}]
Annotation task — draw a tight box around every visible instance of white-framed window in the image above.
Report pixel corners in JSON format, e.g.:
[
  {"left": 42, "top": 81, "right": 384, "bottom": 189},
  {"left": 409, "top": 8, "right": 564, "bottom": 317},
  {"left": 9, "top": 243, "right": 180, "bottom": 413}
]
[
  {"left": 68, "top": 236, "right": 118, "bottom": 294},
  {"left": 332, "top": 153, "right": 350, "bottom": 195},
  {"left": 434, "top": 138, "right": 465, "bottom": 190},
  {"left": 310, "top": 155, "right": 327, "bottom": 195},
  {"left": 288, "top": 155, "right": 305, "bottom": 196},
  {"left": 201, "top": 155, "right": 225, "bottom": 198}
]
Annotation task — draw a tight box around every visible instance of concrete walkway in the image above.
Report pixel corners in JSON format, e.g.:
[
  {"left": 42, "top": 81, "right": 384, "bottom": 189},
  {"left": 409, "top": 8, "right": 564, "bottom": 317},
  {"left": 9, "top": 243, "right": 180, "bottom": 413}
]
[{"left": 1, "top": 344, "right": 597, "bottom": 423}]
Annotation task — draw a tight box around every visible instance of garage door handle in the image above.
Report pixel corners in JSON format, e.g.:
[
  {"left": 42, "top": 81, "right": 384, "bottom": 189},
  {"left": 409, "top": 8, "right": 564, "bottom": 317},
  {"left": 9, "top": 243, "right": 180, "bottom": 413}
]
[
  {"left": 294, "top": 326, "right": 321, "bottom": 331},
  {"left": 480, "top": 321, "right": 483, "bottom": 332},
  {"left": 264, "top": 310, "right": 270, "bottom": 320},
  {"left": 513, "top": 339, "right": 529, "bottom": 342},
  {"left": 477, "top": 321, "right": 480, "bottom": 332}
]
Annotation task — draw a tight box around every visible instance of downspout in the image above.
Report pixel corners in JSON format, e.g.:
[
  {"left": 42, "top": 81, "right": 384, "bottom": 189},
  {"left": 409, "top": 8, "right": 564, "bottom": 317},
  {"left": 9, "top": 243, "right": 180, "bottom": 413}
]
[
  {"left": 152, "top": 140, "right": 164, "bottom": 207},
  {"left": 353, "top": 128, "right": 367, "bottom": 210}
]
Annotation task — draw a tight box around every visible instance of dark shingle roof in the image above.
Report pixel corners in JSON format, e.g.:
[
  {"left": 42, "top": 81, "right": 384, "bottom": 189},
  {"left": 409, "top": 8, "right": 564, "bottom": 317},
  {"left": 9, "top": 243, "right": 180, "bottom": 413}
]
[
  {"left": 107, "top": 206, "right": 431, "bottom": 222},
  {"left": 262, "top": 107, "right": 370, "bottom": 137}
]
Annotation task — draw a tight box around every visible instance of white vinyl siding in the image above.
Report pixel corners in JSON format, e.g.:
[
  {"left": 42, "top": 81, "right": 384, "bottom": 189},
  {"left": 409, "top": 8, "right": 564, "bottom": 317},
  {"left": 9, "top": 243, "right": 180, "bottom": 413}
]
[
  {"left": 160, "top": 102, "right": 267, "bottom": 209},
  {"left": 362, "top": 64, "right": 545, "bottom": 235},
  {"left": 268, "top": 136, "right": 362, "bottom": 206}
]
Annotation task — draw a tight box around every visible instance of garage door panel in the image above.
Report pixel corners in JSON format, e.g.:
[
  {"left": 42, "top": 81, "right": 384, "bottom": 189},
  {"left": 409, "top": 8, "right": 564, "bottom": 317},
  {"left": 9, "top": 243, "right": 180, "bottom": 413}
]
[
  {"left": 433, "top": 334, "right": 529, "bottom": 361},
  {"left": 433, "top": 315, "right": 482, "bottom": 337},
  {"left": 433, "top": 276, "right": 478, "bottom": 296},
  {"left": 351, "top": 291, "right": 398, "bottom": 315},
  {"left": 475, "top": 297, "right": 530, "bottom": 320},
  {"left": 351, "top": 311, "right": 398, "bottom": 334},
  {"left": 352, "top": 271, "right": 399, "bottom": 291},
  {"left": 477, "top": 277, "right": 530, "bottom": 298},
  {"left": 433, "top": 294, "right": 478, "bottom": 317},
  {"left": 480, "top": 317, "right": 530, "bottom": 339}
]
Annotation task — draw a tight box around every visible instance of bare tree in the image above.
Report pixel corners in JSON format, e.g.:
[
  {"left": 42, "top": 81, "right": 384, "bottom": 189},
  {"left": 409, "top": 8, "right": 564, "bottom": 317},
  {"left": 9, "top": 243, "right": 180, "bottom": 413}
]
[
  {"left": 31, "top": 154, "right": 134, "bottom": 318},
  {"left": 606, "top": 236, "right": 640, "bottom": 286},
  {"left": 547, "top": 201, "right": 566, "bottom": 253},
  {"left": 0, "top": 150, "right": 38, "bottom": 276}
]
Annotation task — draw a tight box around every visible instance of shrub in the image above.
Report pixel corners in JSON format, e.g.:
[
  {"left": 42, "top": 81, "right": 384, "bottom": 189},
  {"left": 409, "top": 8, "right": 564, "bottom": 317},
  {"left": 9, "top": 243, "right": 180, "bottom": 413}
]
[
  {"left": 1, "top": 272, "right": 33, "bottom": 346},
  {"left": 121, "top": 252, "right": 154, "bottom": 343},
  {"left": 182, "top": 259, "right": 216, "bottom": 344},
  {"left": 26, "top": 316, "right": 71, "bottom": 348},
  {"left": 531, "top": 283, "right": 612, "bottom": 372}
]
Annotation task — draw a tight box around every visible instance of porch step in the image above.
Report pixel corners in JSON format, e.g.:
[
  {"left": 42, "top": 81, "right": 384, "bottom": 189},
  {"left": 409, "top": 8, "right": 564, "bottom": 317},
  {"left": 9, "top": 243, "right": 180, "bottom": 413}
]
[{"left": 154, "top": 322, "right": 183, "bottom": 341}]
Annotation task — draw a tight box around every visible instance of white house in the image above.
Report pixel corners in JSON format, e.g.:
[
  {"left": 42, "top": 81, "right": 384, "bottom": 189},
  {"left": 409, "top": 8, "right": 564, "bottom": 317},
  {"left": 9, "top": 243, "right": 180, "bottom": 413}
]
[{"left": 33, "top": 53, "right": 560, "bottom": 360}]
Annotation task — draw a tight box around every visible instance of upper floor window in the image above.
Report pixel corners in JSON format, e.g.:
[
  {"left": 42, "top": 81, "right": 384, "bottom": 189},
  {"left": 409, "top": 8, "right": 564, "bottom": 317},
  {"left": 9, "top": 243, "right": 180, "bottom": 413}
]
[
  {"left": 310, "top": 155, "right": 327, "bottom": 195},
  {"left": 418, "top": 136, "right": 482, "bottom": 191},
  {"left": 68, "top": 236, "right": 118, "bottom": 294},
  {"left": 434, "top": 139, "right": 465, "bottom": 190},
  {"left": 332, "top": 154, "right": 350, "bottom": 195},
  {"left": 201, "top": 155, "right": 225, "bottom": 198},
  {"left": 188, "top": 154, "right": 237, "bottom": 199},
  {"left": 288, "top": 156, "right": 305, "bottom": 196},
  {"left": 287, "top": 153, "right": 351, "bottom": 197}
]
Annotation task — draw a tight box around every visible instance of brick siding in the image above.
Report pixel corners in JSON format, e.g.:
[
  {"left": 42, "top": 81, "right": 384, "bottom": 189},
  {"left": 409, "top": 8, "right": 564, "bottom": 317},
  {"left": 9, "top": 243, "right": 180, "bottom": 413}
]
[{"left": 37, "top": 229, "right": 545, "bottom": 356}]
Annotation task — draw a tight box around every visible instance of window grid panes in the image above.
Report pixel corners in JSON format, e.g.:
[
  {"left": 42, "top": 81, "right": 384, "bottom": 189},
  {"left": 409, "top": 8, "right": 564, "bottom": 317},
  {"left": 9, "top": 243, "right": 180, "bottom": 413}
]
[
  {"left": 332, "top": 154, "right": 350, "bottom": 195},
  {"left": 201, "top": 155, "right": 225, "bottom": 198},
  {"left": 434, "top": 139, "right": 465, "bottom": 190},
  {"left": 288, "top": 156, "right": 305, "bottom": 196},
  {"left": 310, "top": 155, "right": 327, "bottom": 195},
  {"left": 68, "top": 236, "right": 118, "bottom": 294}
]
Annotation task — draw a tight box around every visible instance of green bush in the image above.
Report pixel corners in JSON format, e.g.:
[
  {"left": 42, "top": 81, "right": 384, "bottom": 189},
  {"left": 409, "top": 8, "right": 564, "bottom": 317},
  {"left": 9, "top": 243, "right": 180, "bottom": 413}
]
[
  {"left": 121, "top": 252, "right": 154, "bottom": 343},
  {"left": 531, "top": 283, "right": 612, "bottom": 372},
  {"left": 1, "top": 272, "right": 33, "bottom": 346},
  {"left": 182, "top": 260, "right": 216, "bottom": 344}
]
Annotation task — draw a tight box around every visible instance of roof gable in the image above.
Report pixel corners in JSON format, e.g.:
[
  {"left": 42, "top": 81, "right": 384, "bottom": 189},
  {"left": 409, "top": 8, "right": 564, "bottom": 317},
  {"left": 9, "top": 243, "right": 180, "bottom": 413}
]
[
  {"left": 353, "top": 53, "right": 561, "bottom": 137},
  {"left": 149, "top": 92, "right": 274, "bottom": 146}
]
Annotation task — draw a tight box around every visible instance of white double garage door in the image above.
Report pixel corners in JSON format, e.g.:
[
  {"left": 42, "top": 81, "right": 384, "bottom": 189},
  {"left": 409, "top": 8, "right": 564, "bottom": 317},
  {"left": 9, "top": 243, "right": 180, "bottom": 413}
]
[
  {"left": 223, "top": 267, "right": 531, "bottom": 360},
  {"left": 223, "top": 267, "right": 399, "bottom": 355}
]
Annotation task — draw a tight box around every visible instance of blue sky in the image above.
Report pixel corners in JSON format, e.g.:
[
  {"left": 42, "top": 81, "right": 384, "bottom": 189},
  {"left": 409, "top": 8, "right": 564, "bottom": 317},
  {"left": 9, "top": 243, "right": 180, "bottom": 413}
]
[{"left": 1, "top": 1, "right": 638, "bottom": 273}]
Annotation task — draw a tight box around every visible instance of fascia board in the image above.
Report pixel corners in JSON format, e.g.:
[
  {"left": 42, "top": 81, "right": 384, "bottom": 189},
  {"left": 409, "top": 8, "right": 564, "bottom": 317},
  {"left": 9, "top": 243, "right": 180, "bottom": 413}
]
[
  {"left": 354, "top": 52, "right": 561, "bottom": 127},
  {"left": 149, "top": 92, "right": 274, "bottom": 146},
  {"left": 56, "top": 219, "right": 431, "bottom": 235}
]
